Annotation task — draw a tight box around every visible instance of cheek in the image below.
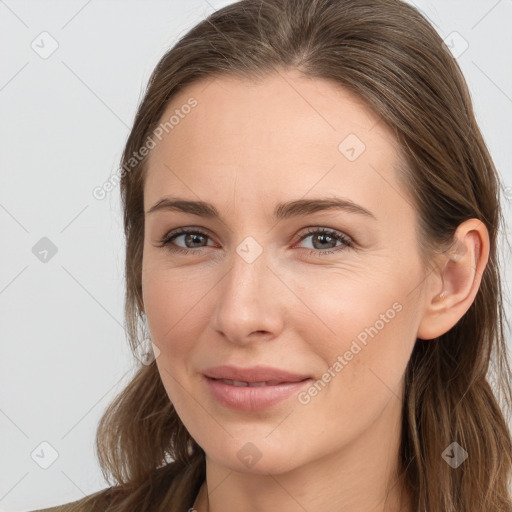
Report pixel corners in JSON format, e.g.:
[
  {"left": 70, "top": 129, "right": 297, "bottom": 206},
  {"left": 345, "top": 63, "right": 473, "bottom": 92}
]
[
  {"left": 291, "top": 264, "right": 417, "bottom": 397},
  {"left": 142, "top": 252, "right": 213, "bottom": 337},
  {"left": 141, "top": 266, "right": 215, "bottom": 438},
  {"left": 141, "top": 262, "right": 221, "bottom": 396},
  {"left": 141, "top": 266, "right": 199, "bottom": 364},
  {"left": 142, "top": 274, "right": 197, "bottom": 409},
  {"left": 290, "top": 286, "right": 415, "bottom": 452}
]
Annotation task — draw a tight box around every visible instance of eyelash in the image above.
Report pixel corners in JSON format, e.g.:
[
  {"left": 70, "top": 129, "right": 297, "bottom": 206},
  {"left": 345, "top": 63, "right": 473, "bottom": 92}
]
[{"left": 156, "top": 226, "right": 353, "bottom": 257}]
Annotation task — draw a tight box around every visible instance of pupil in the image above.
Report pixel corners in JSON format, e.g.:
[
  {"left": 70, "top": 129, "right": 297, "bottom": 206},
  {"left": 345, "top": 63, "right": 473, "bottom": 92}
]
[
  {"left": 314, "top": 233, "right": 334, "bottom": 249},
  {"left": 186, "top": 234, "right": 205, "bottom": 248}
]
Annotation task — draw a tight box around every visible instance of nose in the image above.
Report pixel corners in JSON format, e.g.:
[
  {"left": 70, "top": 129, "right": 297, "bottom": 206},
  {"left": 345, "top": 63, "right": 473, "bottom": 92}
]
[{"left": 211, "top": 244, "right": 285, "bottom": 346}]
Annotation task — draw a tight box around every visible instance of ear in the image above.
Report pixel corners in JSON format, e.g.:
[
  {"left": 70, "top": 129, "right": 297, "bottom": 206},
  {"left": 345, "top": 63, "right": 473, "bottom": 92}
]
[{"left": 416, "top": 219, "right": 490, "bottom": 341}]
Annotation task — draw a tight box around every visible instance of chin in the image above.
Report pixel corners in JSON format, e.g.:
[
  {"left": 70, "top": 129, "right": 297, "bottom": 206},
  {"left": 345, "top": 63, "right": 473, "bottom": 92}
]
[{"left": 204, "top": 439, "right": 305, "bottom": 476}]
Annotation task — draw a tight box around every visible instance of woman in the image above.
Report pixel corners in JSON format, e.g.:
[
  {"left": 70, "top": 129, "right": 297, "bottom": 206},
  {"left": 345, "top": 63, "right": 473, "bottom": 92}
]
[{"left": 33, "top": 0, "right": 512, "bottom": 510}]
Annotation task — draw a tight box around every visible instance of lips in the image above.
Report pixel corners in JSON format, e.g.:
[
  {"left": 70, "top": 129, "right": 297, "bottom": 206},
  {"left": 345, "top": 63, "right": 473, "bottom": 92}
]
[
  {"left": 202, "top": 365, "right": 311, "bottom": 384},
  {"left": 202, "top": 365, "right": 313, "bottom": 411}
]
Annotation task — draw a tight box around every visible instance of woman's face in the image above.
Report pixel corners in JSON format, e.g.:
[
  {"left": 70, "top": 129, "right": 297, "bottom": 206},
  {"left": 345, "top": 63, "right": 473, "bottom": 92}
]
[{"left": 141, "top": 69, "right": 432, "bottom": 475}]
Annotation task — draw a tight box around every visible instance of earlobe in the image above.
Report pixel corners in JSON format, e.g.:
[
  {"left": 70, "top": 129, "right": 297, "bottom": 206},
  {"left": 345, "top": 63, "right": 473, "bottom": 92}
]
[{"left": 416, "top": 219, "right": 489, "bottom": 341}]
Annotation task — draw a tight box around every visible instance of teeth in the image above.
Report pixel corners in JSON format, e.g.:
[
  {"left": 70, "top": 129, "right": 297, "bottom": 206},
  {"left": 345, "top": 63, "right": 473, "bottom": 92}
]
[
  {"left": 218, "top": 379, "right": 279, "bottom": 387},
  {"left": 231, "top": 380, "right": 249, "bottom": 386}
]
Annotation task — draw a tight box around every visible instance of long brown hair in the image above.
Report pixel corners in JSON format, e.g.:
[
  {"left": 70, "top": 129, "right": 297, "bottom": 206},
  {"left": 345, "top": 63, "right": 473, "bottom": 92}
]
[{"left": 65, "top": 0, "right": 512, "bottom": 510}]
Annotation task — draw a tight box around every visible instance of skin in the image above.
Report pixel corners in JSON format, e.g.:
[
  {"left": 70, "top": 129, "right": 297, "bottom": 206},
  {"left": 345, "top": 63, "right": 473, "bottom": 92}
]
[{"left": 141, "top": 69, "right": 490, "bottom": 512}]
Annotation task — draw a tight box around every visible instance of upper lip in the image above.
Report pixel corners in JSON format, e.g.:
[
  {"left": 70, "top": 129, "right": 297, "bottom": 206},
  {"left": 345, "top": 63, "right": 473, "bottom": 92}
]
[{"left": 203, "top": 365, "right": 311, "bottom": 383}]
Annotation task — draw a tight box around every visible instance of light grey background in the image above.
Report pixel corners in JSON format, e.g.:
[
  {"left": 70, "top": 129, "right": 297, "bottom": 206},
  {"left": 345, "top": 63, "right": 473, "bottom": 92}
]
[{"left": 1, "top": 1, "right": 511, "bottom": 511}]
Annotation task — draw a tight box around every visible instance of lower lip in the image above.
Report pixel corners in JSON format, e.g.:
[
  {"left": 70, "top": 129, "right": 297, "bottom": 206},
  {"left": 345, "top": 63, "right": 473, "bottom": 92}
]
[{"left": 203, "top": 375, "right": 312, "bottom": 412}]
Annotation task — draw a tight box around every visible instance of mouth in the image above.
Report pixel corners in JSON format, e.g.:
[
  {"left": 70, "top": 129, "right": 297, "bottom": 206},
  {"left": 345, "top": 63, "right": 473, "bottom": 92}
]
[
  {"left": 209, "top": 377, "right": 310, "bottom": 387},
  {"left": 202, "top": 374, "right": 313, "bottom": 412},
  {"left": 202, "top": 364, "right": 312, "bottom": 384}
]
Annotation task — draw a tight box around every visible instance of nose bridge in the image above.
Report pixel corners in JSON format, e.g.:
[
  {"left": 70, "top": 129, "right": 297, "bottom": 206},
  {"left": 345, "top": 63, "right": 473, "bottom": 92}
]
[
  {"left": 221, "top": 239, "right": 269, "bottom": 314},
  {"left": 212, "top": 237, "right": 283, "bottom": 343}
]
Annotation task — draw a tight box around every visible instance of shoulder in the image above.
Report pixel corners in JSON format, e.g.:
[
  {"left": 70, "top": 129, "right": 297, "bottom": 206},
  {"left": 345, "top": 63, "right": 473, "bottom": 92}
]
[{"left": 28, "top": 461, "right": 200, "bottom": 512}]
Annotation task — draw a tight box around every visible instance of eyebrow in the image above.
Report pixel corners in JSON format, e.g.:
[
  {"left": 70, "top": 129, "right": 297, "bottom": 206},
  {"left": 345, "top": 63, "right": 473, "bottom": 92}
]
[{"left": 146, "top": 196, "right": 376, "bottom": 221}]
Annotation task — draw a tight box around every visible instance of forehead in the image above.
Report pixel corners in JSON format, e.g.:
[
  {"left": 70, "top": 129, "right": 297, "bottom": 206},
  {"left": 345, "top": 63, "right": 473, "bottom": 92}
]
[{"left": 143, "top": 70, "right": 409, "bottom": 219}]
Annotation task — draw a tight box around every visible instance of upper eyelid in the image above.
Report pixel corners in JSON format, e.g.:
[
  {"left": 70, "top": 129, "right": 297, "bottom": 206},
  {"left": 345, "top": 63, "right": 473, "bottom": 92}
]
[
  {"left": 161, "top": 226, "right": 352, "bottom": 247},
  {"left": 163, "top": 226, "right": 213, "bottom": 242},
  {"left": 162, "top": 225, "right": 349, "bottom": 237}
]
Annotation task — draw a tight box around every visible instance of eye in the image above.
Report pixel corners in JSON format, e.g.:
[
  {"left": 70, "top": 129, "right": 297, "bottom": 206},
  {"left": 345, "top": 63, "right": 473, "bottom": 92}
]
[
  {"left": 156, "top": 226, "right": 353, "bottom": 256},
  {"left": 295, "top": 227, "right": 352, "bottom": 256},
  {"left": 156, "top": 227, "right": 214, "bottom": 255}
]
